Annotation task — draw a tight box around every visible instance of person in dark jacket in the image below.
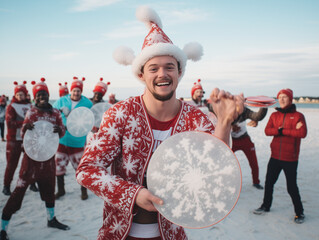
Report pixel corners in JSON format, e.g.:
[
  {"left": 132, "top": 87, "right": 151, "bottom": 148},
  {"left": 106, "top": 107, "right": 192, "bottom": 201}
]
[
  {"left": 253, "top": 88, "right": 307, "bottom": 224},
  {"left": 231, "top": 107, "right": 268, "bottom": 189}
]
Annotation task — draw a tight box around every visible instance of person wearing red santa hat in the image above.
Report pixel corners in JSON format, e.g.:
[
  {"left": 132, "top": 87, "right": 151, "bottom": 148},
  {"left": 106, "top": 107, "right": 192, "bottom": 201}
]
[
  {"left": 58, "top": 82, "right": 69, "bottom": 97},
  {"left": 190, "top": 79, "right": 205, "bottom": 107},
  {"left": 0, "top": 78, "right": 69, "bottom": 240},
  {"left": 108, "top": 93, "right": 118, "bottom": 105},
  {"left": 90, "top": 78, "right": 110, "bottom": 105},
  {"left": 254, "top": 88, "right": 307, "bottom": 224},
  {"left": 53, "top": 76, "right": 92, "bottom": 201},
  {"left": 76, "top": 6, "right": 244, "bottom": 240},
  {"left": 2, "top": 81, "right": 32, "bottom": 196}
]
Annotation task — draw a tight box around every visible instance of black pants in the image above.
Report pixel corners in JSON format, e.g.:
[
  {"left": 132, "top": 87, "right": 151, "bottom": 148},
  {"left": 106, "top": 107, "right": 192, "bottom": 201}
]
[
  {"left": 262, "top": 158, "right": 303, "bottom": 215},
  {"left": 0, "top": 122, "right": 4, "bottom": 139}
]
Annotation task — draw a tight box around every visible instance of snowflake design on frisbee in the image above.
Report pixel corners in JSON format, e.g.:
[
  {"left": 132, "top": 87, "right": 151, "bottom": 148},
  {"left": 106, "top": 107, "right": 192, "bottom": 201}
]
[
  {"left": 67, "top": 107, "right": 95, "bottom": 137},
  {"left": 23, "top": 120, "right": 59, "bottom": 162},
  {"left": 147, "top": 131, "right": 242, "bottom": 228}
]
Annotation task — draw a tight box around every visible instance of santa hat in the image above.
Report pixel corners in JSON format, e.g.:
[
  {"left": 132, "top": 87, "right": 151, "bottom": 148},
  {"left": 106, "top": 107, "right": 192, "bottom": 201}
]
[
  {"left": 59, "top": 82, "right": 69, "bottom": 97},
  {"left": 93, "top": 78, "right": 110, "bottom": 96},
  {"left": 191, "top": 79, "right": 203, "bottom": 97},
  {"left": 70, "top": 76, "right": 85, "bottom": 92},
  {"left": 14, "top": 81, "right": 28, "bottom": 95},
  {"left": 113, "top": 6, "right": 203, "bottom": 82},
  {"left": 277, "top": 88, "right": 293, "bottom": 102},
  {"left": 31, "top": 78, "right": 49, "bottom": 98}
]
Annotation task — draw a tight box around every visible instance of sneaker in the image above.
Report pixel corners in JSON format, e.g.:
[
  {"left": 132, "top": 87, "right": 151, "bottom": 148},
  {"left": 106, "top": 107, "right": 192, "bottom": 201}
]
[
  {"left": 253, "top": 206, "right": 270, "bottom": 215},
  {"left": 48, "top": 217, "right": 70, "bottom": 230},
  {"left": 294, "top": 214, "right": 305, "bottom": 224},
  {"left": 253, "top": 184, "right": 264, "bottom": 190},
  {"left": 2, "top": 186, "right": 11, "bottom": 196},
  {"left": 29, "top": 183, "right": 39, "bottom": 192},
  {"left": 0, "top": 230, "right": 9, "bottom": 240}
]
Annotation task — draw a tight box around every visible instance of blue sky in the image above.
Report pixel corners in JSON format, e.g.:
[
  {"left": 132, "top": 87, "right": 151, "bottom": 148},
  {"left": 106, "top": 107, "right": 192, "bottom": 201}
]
[{"left": 1, "top": 0, "right": 318, "bottom": 100}]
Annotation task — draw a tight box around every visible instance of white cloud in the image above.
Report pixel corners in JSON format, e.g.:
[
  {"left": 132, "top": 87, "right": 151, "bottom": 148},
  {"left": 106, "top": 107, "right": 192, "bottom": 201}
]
[
  {"left": 102, "top": 22, "right": 145, "bottom": 40},
  {"left": 167, "top": 9, "right": 209, "bottom": 24},
  {"left": 71, "top": 0, "right": 122, "bottom": 12},
  {"left": 51, "top": 52, "right": 79, "bottom": 61}
]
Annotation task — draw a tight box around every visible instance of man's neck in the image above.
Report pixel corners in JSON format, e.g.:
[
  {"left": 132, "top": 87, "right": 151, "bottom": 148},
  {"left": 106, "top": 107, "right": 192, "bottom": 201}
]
[{"left": 142, "top": 94, "right": 181, "bottom": 122}]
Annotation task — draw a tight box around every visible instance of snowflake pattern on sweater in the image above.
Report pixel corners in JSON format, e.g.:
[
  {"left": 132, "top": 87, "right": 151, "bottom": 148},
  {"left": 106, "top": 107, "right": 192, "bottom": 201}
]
[{"left": 76, "top": 96, "right": 215, "bottom": 240}]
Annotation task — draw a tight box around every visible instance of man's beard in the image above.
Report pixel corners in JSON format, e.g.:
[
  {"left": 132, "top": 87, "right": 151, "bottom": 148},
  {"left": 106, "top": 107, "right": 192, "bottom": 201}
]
[{"left": 152, "top": 90, "right": 175, "bottom": 102}]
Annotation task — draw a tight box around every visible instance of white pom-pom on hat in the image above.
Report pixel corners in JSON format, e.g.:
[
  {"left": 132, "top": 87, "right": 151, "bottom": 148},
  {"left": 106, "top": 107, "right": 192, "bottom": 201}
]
[
  {"left": 113, "top": 46, "right": 135, "bottom": 66},
  {"left": 183, "top": 42, "right": 203, "bottom": 62},
  {"left": 136, "top": 5, "right": 162, "bottom": 29}
]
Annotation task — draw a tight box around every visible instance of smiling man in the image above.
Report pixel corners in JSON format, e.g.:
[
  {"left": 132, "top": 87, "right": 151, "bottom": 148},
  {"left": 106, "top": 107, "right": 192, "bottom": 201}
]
[{"left": 76, "top": 6, "right": 244, "bottom": 240}]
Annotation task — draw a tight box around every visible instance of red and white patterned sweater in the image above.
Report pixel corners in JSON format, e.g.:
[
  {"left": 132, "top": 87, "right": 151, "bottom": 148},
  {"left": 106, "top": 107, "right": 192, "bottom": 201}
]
[
  {"left": 76, "top": 96, "right": 215, "bottom": 240},
  {"left": 6, "top": 97, "right": 31, "bottom": 141}
]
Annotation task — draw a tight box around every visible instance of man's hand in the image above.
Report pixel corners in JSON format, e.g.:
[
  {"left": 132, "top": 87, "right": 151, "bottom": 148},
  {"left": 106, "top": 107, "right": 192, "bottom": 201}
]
[
  {"left": 53, "top": 125, "right": 62, "bottom": 134},
  {"left": 135, "top": 188, "right": 163, "bottom": 212},
  {"left": 232, "top": 124, "right": 241, "bottom": 132},
  {"left": 210, "top": 88, "right": 244, "bottom": 144},
  {"left": 296, "top": 122, "right": 303, "bottom": 129},
  {"left": 210, "top": 88, "right": 244, "bottom": 126},
  {"left": 23, "top": 123, "right": 34, "bottom": 132},
  {"left": 247, "top": 120, "right": 258, "bottom": 127}
]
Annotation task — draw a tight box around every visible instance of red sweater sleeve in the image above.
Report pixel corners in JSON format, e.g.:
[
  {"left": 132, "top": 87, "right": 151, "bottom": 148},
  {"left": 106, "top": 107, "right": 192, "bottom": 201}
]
[
  {"left": 6, "top": 104, "right": 22, "bottom": 129},
  {"left": 264, "top": 113, "right": 279, "bottom": 136}
]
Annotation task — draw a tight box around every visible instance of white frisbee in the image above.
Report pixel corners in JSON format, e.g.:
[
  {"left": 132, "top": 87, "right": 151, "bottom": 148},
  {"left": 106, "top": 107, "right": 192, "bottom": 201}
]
[
  {"left": 90, "top": 102, "right": 112, "bottom": 128},
  {"left": 147, "top": 131, "right": 241, "bottom": 229},
  {"left": 66, "top": 107, "right": 95, "bottom": 137},
  {"left": 23, "top": 120, "right": 59, "bottom": 162}
]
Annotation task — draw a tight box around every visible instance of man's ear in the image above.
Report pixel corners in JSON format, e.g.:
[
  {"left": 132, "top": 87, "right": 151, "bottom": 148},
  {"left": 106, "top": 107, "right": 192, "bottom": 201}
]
[{"left": 138, "top": 73, "right": 144, "bottom": 81}]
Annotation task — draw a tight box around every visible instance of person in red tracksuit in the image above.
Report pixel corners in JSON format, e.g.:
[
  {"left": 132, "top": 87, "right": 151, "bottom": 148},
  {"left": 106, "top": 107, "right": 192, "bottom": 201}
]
[
  {"left": 231, "top": 107, "right": 268, "bottom": 190},
  {"left": 0, "top": 78, "right": 69, "bottom": 240},
  {"left": 253, "top": 88, "right": 307, "bottom": 224},
  {"left": 3, "top": 81, "right": 32, "bottom": 196}
]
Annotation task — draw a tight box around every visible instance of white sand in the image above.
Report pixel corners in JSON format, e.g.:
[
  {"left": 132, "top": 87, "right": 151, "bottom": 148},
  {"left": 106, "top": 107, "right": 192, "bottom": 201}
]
[{"left": 1, "top": 107, "right": 318, "bottom": 240}]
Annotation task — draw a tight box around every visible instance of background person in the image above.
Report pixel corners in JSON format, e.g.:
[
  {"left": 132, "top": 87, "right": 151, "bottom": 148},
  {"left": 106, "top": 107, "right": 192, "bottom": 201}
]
[
  {"left": 0, "top": 95, "right": 7, "bottom": 142},
  {"left": 254, "top": 88, "right": 307, "bottom": 224},
  {"left": 2, "top": 81, "right": 32, "bottom": 196},
  {"left": 1, "top": 78, "right": 69, "bottom": 240},
  {"left": 53, "top": 77, "right": 93, "bottom": 200},
  {"left": 90, "top": 78, "right": 110, "bottom": 105},
  {"left": 58, "top": 82, "right": 69, "bottom": 97},
  {"left": 231, "top": 107, "right": 268, "bottom": 189}
]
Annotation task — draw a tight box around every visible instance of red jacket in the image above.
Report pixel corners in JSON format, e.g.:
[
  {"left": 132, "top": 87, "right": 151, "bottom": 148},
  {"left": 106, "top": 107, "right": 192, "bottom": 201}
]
[
  {"left": 76, "top": 96, "right": 215, "bottom": 240},
  {"left": 265, "top": 104, "right": 307, "bottom": 162},
  {"left": 5, "top": 97, "right": 31, "bottom": 141}
]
